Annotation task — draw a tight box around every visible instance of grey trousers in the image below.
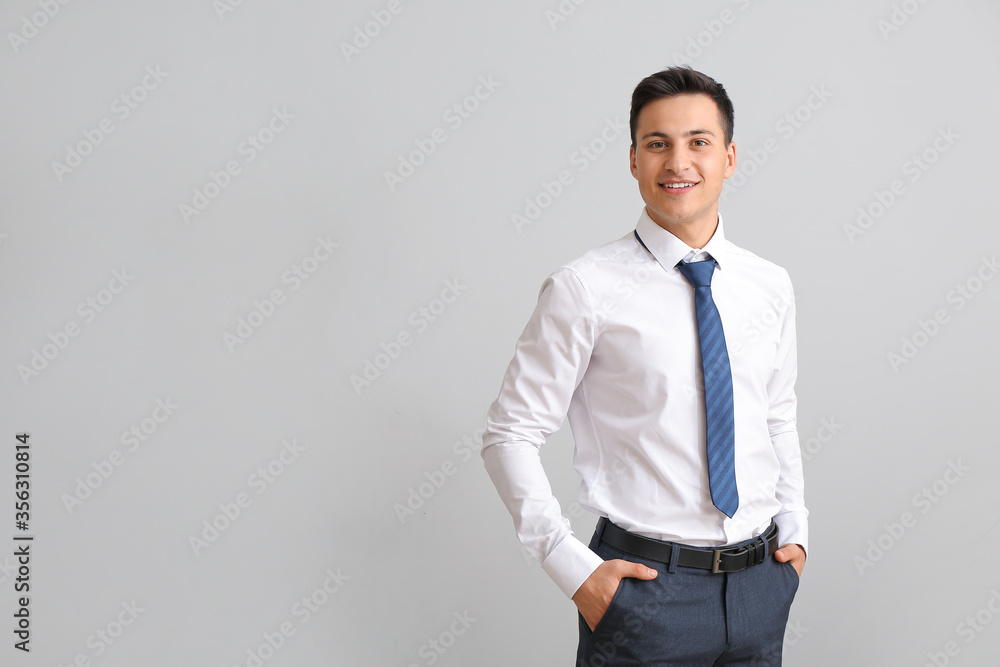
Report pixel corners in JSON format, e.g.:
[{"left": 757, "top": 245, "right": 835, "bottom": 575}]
[{"left": 576, "top": 522, "right": 800, "bottom": 666}]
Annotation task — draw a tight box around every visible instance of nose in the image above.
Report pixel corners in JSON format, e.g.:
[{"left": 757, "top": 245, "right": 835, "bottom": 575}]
[{"left": 663, "top": 146, "right": 691, "bottom": 175}]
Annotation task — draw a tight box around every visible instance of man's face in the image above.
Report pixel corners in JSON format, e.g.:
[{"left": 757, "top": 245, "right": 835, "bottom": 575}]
[{"left": 629, "top": 93, "right": 736, "bottom": 237}]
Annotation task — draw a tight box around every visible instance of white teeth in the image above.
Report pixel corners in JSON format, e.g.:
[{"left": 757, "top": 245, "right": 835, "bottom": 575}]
[{"left": 664, "top": 183, "right": 694, "bottom": 189}]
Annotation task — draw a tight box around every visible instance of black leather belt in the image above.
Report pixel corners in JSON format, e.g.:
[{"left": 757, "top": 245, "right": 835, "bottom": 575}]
[{"left": 597, "top": 517, "right": 779, "bottom": 573}]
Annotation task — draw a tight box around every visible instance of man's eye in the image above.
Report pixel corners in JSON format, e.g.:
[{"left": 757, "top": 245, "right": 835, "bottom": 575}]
[
  {"left": 692, "top": 139, "right": 708, "bottom": 146},
  {"left": 650, "top": 141, "right": 665, "bottom": 149}
]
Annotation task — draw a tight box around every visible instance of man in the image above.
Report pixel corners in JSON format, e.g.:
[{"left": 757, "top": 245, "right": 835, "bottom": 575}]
[{"left": 481, "top": 66, "right": 807, "bottom": 665}]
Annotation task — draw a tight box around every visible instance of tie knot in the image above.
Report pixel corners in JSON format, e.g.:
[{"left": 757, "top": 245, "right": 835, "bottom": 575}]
[{"left": 676, "top": 258, "right": 717, "bottom": 288}]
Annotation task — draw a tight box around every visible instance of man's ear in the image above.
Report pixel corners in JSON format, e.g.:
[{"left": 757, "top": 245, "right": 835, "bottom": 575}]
[
  {"left": 629, "top": 144, "right": 638, "bottom": 180},
  {"left": 723, "top": 141, "right": 737, "bottom": 179}
]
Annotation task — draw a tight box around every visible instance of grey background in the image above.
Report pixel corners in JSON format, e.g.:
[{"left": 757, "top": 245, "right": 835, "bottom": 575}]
[{"left": 1, "top": 1, "right": 998, "bottom": 665}]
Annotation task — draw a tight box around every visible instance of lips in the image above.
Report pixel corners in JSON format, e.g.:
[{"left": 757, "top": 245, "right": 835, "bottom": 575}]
[{"left": 660, "top": 181, "right": 697, "bottom": 193}]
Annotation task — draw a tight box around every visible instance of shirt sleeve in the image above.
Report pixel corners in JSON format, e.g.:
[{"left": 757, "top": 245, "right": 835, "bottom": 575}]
[
  {"left": 481, "top": 267, "right": 605, "bottom": 599},
  {"left": 765, "top": 271, "right": 809, "bottom": 554}
]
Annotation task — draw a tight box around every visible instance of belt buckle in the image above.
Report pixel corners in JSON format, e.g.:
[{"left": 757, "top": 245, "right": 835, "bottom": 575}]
[
  {"left": 711, "top": 548, "right": 725, "bottom": 573},
  {"left": 712, "top": 545, "right": 751, "bottom": 573}
]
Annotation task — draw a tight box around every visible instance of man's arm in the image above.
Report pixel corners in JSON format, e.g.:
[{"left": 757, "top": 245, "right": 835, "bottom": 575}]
[
  {"left": 766, "top": 271, "right": 808, "bottom": 574},
  {"left": 481, "top": 268, "right": 606, "bottom": 599}
]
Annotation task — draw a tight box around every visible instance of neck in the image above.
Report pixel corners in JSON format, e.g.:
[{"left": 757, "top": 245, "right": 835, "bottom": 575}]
[{"left": 647, "top": 208, "right": 719, "bottom": 249}]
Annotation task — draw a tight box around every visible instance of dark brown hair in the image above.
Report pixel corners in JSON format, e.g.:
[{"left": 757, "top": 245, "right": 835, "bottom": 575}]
[{"left": 630, "top": 66, "right": 735, "bottom": 147}]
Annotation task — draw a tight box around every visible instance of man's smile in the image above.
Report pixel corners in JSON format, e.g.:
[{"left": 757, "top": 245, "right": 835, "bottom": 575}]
[{"left": 659, "top": 180, "right": 698, "bottom": 193}]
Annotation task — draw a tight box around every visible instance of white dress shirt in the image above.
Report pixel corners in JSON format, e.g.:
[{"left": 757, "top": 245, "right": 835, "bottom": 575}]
[{"left": 482, "top": 209, "right": 808, "bottom": 599}]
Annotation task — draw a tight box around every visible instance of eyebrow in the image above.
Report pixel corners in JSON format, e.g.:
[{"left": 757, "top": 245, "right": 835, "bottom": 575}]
[{"left": 640, "top": 128, "right": 716, "bottom": 141}]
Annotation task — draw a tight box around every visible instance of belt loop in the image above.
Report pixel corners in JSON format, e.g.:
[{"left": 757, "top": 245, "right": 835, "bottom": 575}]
[
  {"left": 667, "top": 540, "right": 680, "bottom": 574},
  {"left": 761, "top": 527, "right": 771, "bottom": 559},
  {"left": 595, "top": 516, "right": 608, "bottom": 544}
]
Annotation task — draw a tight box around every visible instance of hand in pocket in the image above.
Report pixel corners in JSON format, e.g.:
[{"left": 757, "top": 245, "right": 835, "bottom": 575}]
[{"left": 572, "top": 559, "right": 658, "bottom": 632}]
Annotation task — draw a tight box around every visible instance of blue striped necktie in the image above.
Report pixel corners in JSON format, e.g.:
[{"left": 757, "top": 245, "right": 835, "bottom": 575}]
[{"left": 676, "top": 257, "right": 739, "bottom": 518}]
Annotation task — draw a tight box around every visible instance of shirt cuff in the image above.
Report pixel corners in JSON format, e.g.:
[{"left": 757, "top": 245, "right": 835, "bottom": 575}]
[
  {"left": 773, "top": 512, "right": 808, "bottom": 557},
  {"left": 540, "top": 532, "right": 606, "bottom": 599}
]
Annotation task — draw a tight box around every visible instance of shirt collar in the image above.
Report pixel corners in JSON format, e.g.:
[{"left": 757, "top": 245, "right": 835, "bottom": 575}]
[{"left": 634, "top": 208, "right": 729, "bottom": 270}]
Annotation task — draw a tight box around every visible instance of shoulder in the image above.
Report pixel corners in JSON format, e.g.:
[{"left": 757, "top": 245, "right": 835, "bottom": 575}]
[
  {"left": 558, "top": 232, "right": 642, "bottom": 279},
  {"left": 534, "top": 232, "right": 641, "bottom": 309},
  {"left": 723, "top": 239, "right": 793, "bottom": 290}
]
